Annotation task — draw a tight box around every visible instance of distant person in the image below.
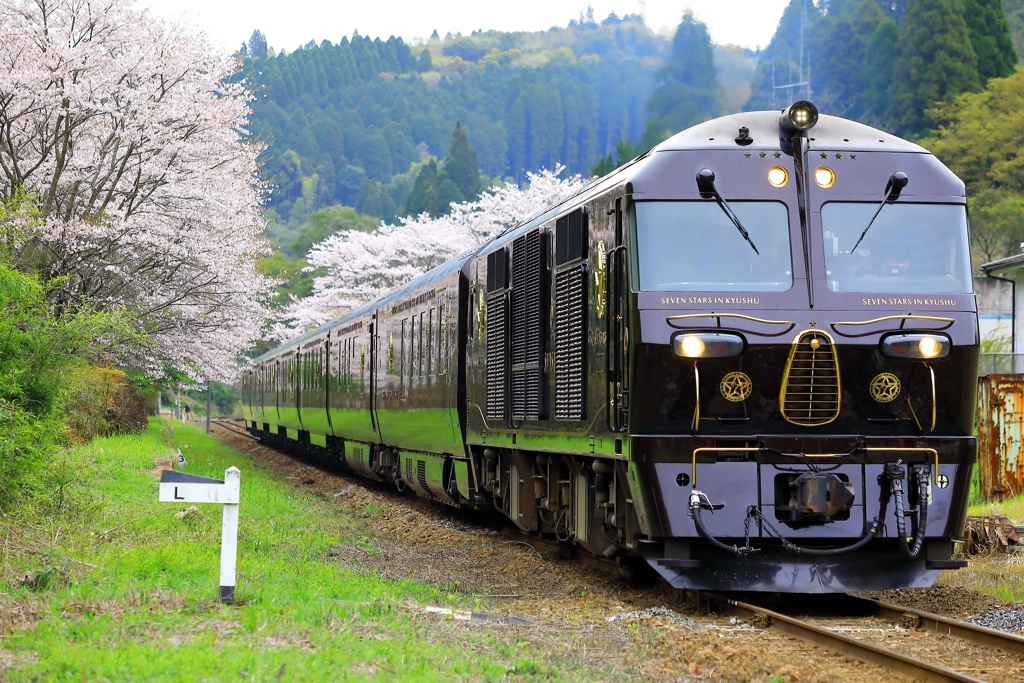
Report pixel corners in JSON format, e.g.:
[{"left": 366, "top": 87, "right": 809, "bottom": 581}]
[{"left": 184, "top": 403, "right": 191, "bottom": 420}]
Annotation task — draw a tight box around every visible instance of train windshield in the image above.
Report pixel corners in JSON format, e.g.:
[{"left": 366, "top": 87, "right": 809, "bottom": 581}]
[
  {"left": 821, "top": 203, "right": 972, "bottom": 294},
  {"left": 633, "top": 201, "right": 792, "bottom": 292}
]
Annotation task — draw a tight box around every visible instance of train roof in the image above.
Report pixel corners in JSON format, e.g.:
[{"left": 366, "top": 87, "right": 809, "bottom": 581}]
[
  {"left": 251, "top": 247, "right": 479, "bottom": 365},
  {"left": 655, "top": 111, "right": 925, "bottom": 154},
  {"left": 474, "top": 110, "right": 930, "bottom": 254}
]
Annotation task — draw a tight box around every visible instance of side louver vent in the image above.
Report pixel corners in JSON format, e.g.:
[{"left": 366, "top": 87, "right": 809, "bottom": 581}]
[
  {"left": 416, "top": 459, "right": 429, "bottom": 493},
  {"left": 780, "top": 330, "right": 841, "bottom": 426},
  {"left": 511, "top": 229, "right": 548, "bottom": 420},
  {"left": 405, "top": 454, "right": 413, "bottom": 482},
  {"left": 485, "top": 294, "right": 507, "bottom": 420},
  {"left": 555, "top": 266, "right": 587, "bottom": 419}
]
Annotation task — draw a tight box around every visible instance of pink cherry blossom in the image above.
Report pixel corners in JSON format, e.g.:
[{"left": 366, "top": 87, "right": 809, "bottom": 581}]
[
  {"left": 0, "top": 0, "right": 275, "bottom": 382},
  {"left": 271, "top": 167, "right": 587, "bottom": 339}
]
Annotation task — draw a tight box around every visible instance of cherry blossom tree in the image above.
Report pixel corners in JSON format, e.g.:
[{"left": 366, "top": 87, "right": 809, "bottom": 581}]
[
  {"left": 270, "top": 167, "right": 588, "bottom": 339},
  {"left": 0, "top": 0, "right": 274, "bottom": 381}
]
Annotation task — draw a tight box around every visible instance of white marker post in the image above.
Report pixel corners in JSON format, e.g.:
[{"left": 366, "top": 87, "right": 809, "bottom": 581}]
[{"left": 159, "top": 466, "right": 241, "bottom": 603}]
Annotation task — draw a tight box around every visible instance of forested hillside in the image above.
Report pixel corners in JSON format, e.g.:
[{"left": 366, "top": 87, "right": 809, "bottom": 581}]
[
  {"left": 240, "top": 15, "right": 665, "bottom": 229},
  {"left": 746, "top": 0, "right": 1017, "bottom": 136}
]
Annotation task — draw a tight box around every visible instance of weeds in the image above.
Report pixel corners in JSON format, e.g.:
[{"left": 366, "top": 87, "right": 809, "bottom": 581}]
[
  {"left": 937, "top": 548, "right": 1024, "bottom": 602},
  {"left": 968, "top": 492, "right": 1024, "bottom": 523}
]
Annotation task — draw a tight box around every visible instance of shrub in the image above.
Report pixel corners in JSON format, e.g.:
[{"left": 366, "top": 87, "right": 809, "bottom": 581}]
[
  {"left": 0, "top": 195, "right": 142, "bottom": 507},
  {"left": 61, "top": 368, "right": 148, "bottom": 443}
]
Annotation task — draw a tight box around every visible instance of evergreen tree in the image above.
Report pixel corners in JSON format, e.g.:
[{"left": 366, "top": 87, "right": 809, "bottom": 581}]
[
  {"left": 887, "top": 0, "right": 982, "bottom": 138},
  {"left": 417, "top": 48, "right": 433, "bottom": 72},
  {"left": 421, "top": 185, "right": 439, "bottom": 217},
  {"left": 445, "top": 121, "right": 481, "bottom": 200},
  {"left": 248, "top": 30, "right": 268, "bottom": 59},
  {"left": 962, "top": 0, "right": 1018, "bottom": 81},
  {"left": 811, "top": 0, "right": 885, "bottom": 118},
  {"left": 403, "top": 159, "right": 439, "bottom": 216},
  {"left": 642, "top": 10, "right": 720, "bottom": 144},
  {"left": 1005, "top": 0, "right": 1024, "bottom": 60},
  {"left": 860, "top": 18, "right": 900, "bottom": 125},
  {"left": 434, "top": 176, "right": 463, "bottom": 211},
  {"left": 356, "top": 178, "right": 384, "bottom": 217}
]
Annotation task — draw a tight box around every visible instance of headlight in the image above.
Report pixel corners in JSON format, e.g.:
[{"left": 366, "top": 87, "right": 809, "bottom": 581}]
[
  {"left": 814, "top": 167, "right": 836, "bottom": 188},
  {"left": 880, "top": 333, "right": 950, "bottom": 361},
  {"left": 768, "top": 166, "right": 789, "bottom": 187},
  {"left": 672, "top": 332, "right": 745, "bottom": 359},
  {"left": 779, "top": 101, "right": 819, "bottom": 133}
]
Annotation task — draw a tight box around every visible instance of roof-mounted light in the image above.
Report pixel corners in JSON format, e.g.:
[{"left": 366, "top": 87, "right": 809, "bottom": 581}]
[{"left": 779, "top": 101, "right": 819, "bottom": 135}]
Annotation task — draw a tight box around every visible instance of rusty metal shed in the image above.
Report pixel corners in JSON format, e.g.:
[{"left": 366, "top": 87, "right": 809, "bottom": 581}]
[{"left": 977, "top": 374, "right": 1024, "bottom": 500}]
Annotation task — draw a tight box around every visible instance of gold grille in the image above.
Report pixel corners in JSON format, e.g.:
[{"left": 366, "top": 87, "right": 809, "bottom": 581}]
[{"left": 780, "top": 330, "right": 841, "bottom": 426}]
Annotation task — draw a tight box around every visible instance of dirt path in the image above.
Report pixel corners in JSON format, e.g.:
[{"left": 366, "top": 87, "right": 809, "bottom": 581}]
[{"left": 209, "top": 421, "right": 1015, "bottom": 682}]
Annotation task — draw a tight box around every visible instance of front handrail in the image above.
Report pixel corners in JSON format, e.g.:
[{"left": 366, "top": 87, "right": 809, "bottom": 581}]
[
  {"left": 667, "top": 312, "right": 795, "bottom": 329},
  {"left": 690, "top": 446, "right": 939, "bottom": 487},
  {"left": 830, "top": 314, "right": 954, "bottom": 332}
]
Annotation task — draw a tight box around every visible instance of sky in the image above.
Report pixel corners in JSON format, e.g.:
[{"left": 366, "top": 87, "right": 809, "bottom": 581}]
[{"left": 141, "top": 0, "right": 791, "bottom": 54}]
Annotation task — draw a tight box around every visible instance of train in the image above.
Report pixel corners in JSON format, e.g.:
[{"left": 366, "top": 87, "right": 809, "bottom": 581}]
[{"left": 242, "top": 101, "right": 977, "bottom": 593}]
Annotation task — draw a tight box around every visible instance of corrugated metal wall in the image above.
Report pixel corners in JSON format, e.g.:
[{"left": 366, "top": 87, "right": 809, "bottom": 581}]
[{"left": 977, "top": 374, "right": 1024, "bottom": 500}]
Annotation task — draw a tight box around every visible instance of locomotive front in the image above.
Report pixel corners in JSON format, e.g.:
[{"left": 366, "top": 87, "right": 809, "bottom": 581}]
[{"left": 630, "top": 102, "right": 977, "bottom": 592}]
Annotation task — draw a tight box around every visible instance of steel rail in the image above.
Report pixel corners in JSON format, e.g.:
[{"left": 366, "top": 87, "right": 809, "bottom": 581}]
[
  {"left": 847, "top": 595, "right": 1024, "bottom": 656},
  {"left": 210, "top": 419, "right": 253, "bottom": 439},
  {"left": 693, "top": 591, "right": 988, "bottom": 683}
]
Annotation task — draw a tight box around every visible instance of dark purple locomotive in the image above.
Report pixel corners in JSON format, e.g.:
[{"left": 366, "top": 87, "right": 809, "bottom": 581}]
[{"left": 243, "top": 102, "right": 976, "bottom": 592}]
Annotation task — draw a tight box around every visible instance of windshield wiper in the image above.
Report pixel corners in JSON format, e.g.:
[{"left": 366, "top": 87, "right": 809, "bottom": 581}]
[
  {"left": 850, "top": 172, "right": 909, "bottom": 254},
  {"left": 696, "top": 169, "right": 759, "bottom": 255}
]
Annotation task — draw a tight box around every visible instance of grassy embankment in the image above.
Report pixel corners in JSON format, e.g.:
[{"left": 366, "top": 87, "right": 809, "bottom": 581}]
[
  {"left": 937, "top": 483, "right": 1024, "bottom": 603},
  {"left": 0, "top": 419, "right": 592, "bottom": 681}
]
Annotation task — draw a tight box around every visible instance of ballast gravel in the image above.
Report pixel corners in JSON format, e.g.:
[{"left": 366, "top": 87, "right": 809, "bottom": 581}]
[
  {"left": 605, "top": 607, "right": 705, "bottom": 630},
  {"left": 966, "top": 604, "right": 1024, "bottom": 633},
  {"left": 431, "top": 519, "right": 499, "bottom": 535}
]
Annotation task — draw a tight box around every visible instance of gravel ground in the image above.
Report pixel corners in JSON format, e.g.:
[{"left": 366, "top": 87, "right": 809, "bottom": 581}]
[
  {"left": 966, "top": 604, "right": 1024, "bottom": 633},
  {"left": 858, "top": 584, "right": 1012, "bottom": 619},
  {"left": 211, "top": 422, "right": 1020, "bottom": 682}
]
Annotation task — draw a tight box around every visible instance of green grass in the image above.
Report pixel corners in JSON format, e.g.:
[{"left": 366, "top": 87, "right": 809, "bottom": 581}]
[
  {"left": 0, "top": 419, "right": 593, "bottom": 681},
  {"left": 968, "top": 493, "right": 1024, "bottom": 523}
]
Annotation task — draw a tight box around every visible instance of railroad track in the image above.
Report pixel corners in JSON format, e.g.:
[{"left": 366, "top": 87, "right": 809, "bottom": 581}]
[
  {"left": 210, "top": 418, "right": 252, "bottom": 439},
  {"left": 504, "top": 524, "right": 1024, "bottom": 682},
  {"left": 208, "top": 418, "right": 1024, "bottom": 682},
  {"left": 695, "top": 591, "right": 1024, "bottom": 683}
]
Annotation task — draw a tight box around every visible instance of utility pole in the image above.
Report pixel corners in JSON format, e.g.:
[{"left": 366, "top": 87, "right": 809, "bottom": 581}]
[{"left": 206, "top": 383, "right": 212, "bottom": 434}]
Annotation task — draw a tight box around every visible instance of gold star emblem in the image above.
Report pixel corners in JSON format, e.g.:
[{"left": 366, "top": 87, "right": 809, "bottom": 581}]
[
  {"left": 820, "top": 152, "right": 828, "bottom": 159},
  {"left": 774, "top": 152, "right": 781, "bottom": 159},
  {"left": 835, "top": 153, "right": 842, "bottom": 159},
  {"left": 809, "top": 321, "right": 817, "bottom": 327},
  {"left": 744, "top": 152, "right": 751, "bottom": 158},
  {"left": 849, "top": 154, "right": 856, "bottom": 160},
  {"left": 759, "top": 152, "right": 766, "bottom": 158},
  {"left": 870, "top": 373, "right": 901, "bottom": 403},
  {"left": 720, "top": 372, "right": 752, "bottom": 402}
]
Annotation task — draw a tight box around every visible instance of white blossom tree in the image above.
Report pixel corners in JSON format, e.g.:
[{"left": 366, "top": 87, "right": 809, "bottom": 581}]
[
  {"left": 271, "top": 167, "right": 588, "bottom": 339},
  {"left": 0, "top": 0, "right": 274, "bottom": 381}
]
